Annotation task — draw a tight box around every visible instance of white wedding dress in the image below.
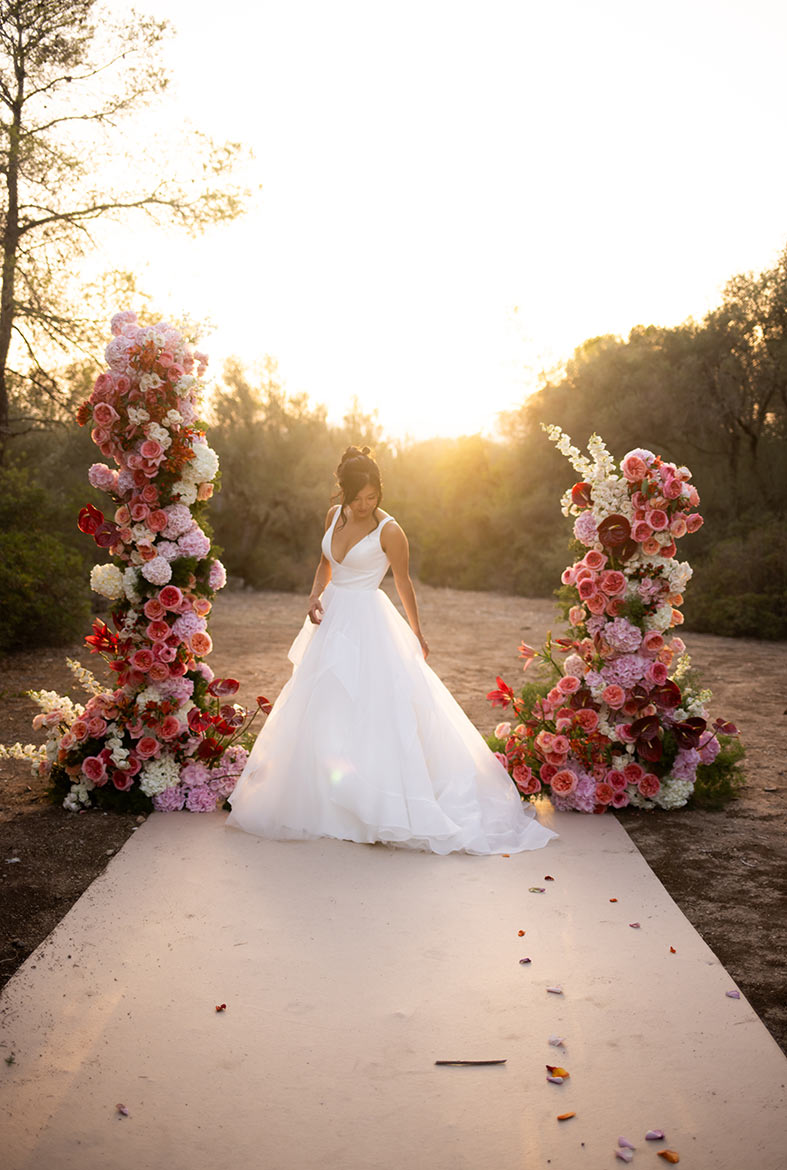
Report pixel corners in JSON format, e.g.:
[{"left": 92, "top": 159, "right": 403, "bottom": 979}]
[{"left": 224, "top": 508, "right": 557, "bottom": 854}]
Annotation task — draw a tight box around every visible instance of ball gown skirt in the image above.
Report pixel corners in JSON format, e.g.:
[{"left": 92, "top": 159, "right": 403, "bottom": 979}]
[{"left": 224, "top": 510, "right": 557, "bottom": 855}]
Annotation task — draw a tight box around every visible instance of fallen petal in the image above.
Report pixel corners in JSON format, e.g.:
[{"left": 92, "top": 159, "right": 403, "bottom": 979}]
[
  {"left": 544, "top": 875, "right": 555, "bottom": 881},
  {"left": 657, "top": 1152, "right": 680, "bottom": 1164},
  {"left": 116, "top": 1104, "right": 129, "bottom": 1116},
  {"left": 519, "top": 957, "right": 532, "bottom": 965},
  {"left": 548, "top": 1035, "right": 566, "bottom": 1047},
  {"left": 670, "top": 947, "right": 676, "bottom": 954},
  {"left": 646, "top": 1130, "right": 666, "bottom": 1141},
  {"left": 557, "top": 1112, "right": 576, "bottom": 1121},
  {"left": 546, "top": 986, "right": 563, "bottom": 995},
  {"left": 546, "top": 1075, "right": 564, "bottom": 1084},
  {"left": 726, "top": 990, "right": 741, "bottom": 999},
  {"left": 629, "top": 922, "right": 641, "bottom": 928},
  {"left": 501, "top": 853, "right": 510, "bottom": 858},
  {"left": 618, "top": 1137, "right": 636, "bottom": 1150},
  {"left": 546, "top": 1065, "right": 569, "bottom": 1078},
  {"left": 615, "top": 1150, "right": 634, "bottom": 1164},
  {"left": 529, "top": 887, "right": 546, "bottom": 893},
  {"left": 517, "top": 930, "right": 526, "bottom": 936},
  {"left": 609, "top": 897, "right": 618, "bottom": 902}
]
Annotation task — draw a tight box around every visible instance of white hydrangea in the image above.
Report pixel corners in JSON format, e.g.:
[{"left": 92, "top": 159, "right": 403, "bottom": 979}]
[
  {"left": 123, "top": 567, "right": 142, "bottom": 604},
  {"left": 63, "top": 780, "right": 95, "bottom": 811},
  {"left": 182, "top": 439, "right": 219, "bottom": 484},
  {"left": 171, "top": 480, "right": 198, "bottom": 505},
  {"left": 136, "top": 684, "right": 165, "bottom": 709},
  {"left": 139, "top": 753, "right": 181, "bottom": 796},
  {"left": 655, "top": 777, "right": 694, "bottom": 810},
  {"left": 90, "top": 563, "right": 125, "bottom": 599},
  {"left": 644, "top": 603, "right": 674, "bottom": 632}
]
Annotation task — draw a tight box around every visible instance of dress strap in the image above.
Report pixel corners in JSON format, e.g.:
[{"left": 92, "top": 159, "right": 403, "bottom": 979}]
[{"left": 377, "top": 515, "right": 394, "bottom": 533}]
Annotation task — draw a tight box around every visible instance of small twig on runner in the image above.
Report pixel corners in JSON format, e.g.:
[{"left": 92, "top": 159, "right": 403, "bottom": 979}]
[{"left": 434, "top": 1059, "right": 507, "bottom": 1066}]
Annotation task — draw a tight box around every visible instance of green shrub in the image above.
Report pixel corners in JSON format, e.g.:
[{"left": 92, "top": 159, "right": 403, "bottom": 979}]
[
  {"left": 0, "top": 530, "right": 90, "bottom": 652},
  {"left": 683, "top": 519, "right": 787, "bottom": 639},
  {"left": 690, "top": 736, "right": 747, "bottom": 810}
]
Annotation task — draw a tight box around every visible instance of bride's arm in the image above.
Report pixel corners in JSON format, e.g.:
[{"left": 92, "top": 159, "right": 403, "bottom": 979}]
[
  {"left": 307, "top": 507, "right": 337, "bottom": 624},
  {"left": 382, "top": 522, "right": 429, "bottom": 659}
]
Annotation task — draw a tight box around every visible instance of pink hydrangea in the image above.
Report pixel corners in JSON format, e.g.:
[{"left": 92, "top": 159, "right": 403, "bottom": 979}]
[
  {"left": 172, "top": 611, "right": 205, "bottom": 641},
  {"left": 573, "top": 512, "right": 599, "bottom": 546},
  {"left": 152, "top": 785, "right": 187, "bottom": 812},
  {"left": 208, "top": 559, "right": 227, "bottom": 590},
  {"left": 178, "top": 527, "right": 211, "bottom": 559},
  {"left": 162, "top": 504, "right": 194, "bottom": 539},
  {"left": 185, "top": 785, "right": 219, "bottom": 812},
  {"left": 603, "top": 618, "right": 643, "bottom": 654},
  {"left": 141, "top": 556, "right": 172, "bottom": 585}
]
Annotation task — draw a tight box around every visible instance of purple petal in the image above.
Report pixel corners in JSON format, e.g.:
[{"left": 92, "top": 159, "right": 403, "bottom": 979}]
[
  {"left": 546, "top": 986, "right": 563, "bottom": 994},
  {"left": 645, "top": 1130, "right": 665, "bottom": 1141},
  {"left": 618, "top": 1137, "right": 636, "bottom": 1150},
  {"left": 615, "top": 1150, "right": 634, "bottom": 1163},
  {"left": 546, "top": 1075, "right": 564, "bottom": 1084},
  {"left": 726, "top": 989, "right": 741, "bottom": 999}
]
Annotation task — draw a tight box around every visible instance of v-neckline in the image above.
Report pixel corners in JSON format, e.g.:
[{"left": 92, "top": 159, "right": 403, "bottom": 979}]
[{"left": 330, "top": 508, "right": 378, "bottom": 565}]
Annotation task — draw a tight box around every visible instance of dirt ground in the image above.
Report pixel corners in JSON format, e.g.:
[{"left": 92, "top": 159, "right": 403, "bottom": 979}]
[{"left": 1, "top": 584, "right": 785, "bottom": 1054}]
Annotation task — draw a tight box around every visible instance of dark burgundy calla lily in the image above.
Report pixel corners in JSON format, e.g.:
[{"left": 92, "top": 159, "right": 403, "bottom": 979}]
[
  {"left": 597, "top": 514, "right": 631, "bottom": 547},
  {"left": 651, "top": 680, "right": 682, "bottom": 709}
]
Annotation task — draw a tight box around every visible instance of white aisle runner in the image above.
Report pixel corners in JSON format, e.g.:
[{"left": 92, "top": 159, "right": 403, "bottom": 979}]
[{"left": 1, "top": 807, "right": 785, "bottom": 1170}]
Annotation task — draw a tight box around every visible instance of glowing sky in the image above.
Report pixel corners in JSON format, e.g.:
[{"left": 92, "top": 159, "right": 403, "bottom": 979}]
[{"left": 96, "top": 0, "right": 787, "bottom": 439}]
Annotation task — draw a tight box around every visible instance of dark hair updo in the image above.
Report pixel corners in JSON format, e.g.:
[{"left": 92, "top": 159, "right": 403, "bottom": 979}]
[{"left": 333, "top": 445, "right": 383, "bottom": 528}]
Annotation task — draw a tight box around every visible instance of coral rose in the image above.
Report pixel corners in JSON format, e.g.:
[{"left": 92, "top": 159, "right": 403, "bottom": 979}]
[
  {"left": 494, "top": 722, "right": 511, "bottom": 739},
  {"left": 600, "top": 570, "right": 626, "bottom": 597},
  {"left": 550, "top": 769, "right": 577, "bottom": 795},
  {"left": 586, "top": 594, "right": 607, "bottom": 614},
  {"left": 642, "top": 537, "right": 661, "bottom": 556},
  {"left": 621, "top": 453, "right": 648, "bottom": 482},
  {"left": 641, "top": 631, "right": 664, "bottom": 655},
  {"left": 638, "top": 773, "right": 661, "bottom": 797},
  {"left": 622, "top": 762, "right": 644, "bottom": 784},
  {"left": 578, "top": 577, "right": 597, "bottom": 600},
  {"left": 669, "top": 515, "right": 687, "bottom": 538},
  {"left": 602, "top": 684, "right": 626, "bottom": 709},
  {"left": 685, "top": 513, "right": 704, "bottom": 532},
  {"left": 595, "top": 782, "right": 615, "bottom": 805},
  {"left": 82, "top": 755, "right": 107, "bottom": 782},
  {"left": 189, "top": 631, "right": 213, "bottom": 656},
  {"left": 148, "top": 662, "right": 171, "bottom": 683},
  {"left": 130, "top": 648, "right": 154, "bottom": 672},
  {"left": 535, "top": 730, "right": 556, "bottom": 752},
  {"left": 574, "top": 708, "right": 599, "bottom": 733},
  {"left": 136, "top": 736, "right": 161, "bottom": 759},
  {"left": 583, "top": 550, "right": 607, "bottom": 570},
  {"left": 144, "top": 598, "right": 166, "bottom": 620},
  {"left": 569, "top": 605, "right": 585, "bottom": 626},
  {"left": 159, "top": 715, "right": 183, "bottom": 740},
  {"left": 557, "top": 675, "right": 581, "bottom": 694},
  {"left": 146, "top": 619, "right": 171, "bottom": 642}
]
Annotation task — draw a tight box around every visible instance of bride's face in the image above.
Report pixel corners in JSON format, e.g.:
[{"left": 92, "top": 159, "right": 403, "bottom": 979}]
[{"left": 348, "top": 484, "right": 379, "bottom": 521}]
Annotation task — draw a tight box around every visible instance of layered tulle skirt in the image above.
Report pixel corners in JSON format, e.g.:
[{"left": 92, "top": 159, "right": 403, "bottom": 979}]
[{"left": 225, "top": 583, "right": 557, "bottom": 854}]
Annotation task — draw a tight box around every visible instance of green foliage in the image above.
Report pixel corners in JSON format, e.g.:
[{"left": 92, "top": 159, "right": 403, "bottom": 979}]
[
  {"left": 690, "top": 736, "right": 747, "bottom": 810},
  {"left": 46, "top": 764, "right": 154, "bottom": 814},
  {"left": 0, "top": 469, "right": 90, "bottom": 653}
]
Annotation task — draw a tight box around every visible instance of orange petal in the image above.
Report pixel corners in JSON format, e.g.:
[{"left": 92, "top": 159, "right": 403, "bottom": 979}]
[
  {"left": 657, "top": 1153, "right": 680, "bottom": 1164},
  {"left": 610, "top": 897, "right": 618, "bottom": 902},
  {"left": 501, "top": 853, "right": 510, "bottom": 858},
  {"left": 518, "top": 930, "right": 526, "bottom": 936},
  {"left": 546, "top": 1065, "right": 570, "bottom": 1078},
  {"left": 557, "top": 1112, "right": 576, "bottom": 1121},
  {"left": 670, "top": 946, "right": 676, "bottom": 954}
]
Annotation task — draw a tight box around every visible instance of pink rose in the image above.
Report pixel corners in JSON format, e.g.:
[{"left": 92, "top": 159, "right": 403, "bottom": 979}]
[
  {"left": 136, "top": 736, "right": 161, "bottom": 759},
  {"left": 192, "top": 598, "right": 212, "bottom": 617},
  {"left": 494, "top": 751, "right": 508, "bottom": 770},
  {"left": 86, "top": 717, "right": 107, "bottom": 738},
  {"left": 93, "top": 402, "right": 119, "bottom": 427},
  {"left": 641, "top": 631, "right": 664, "bottom": 655},
  {"left": 514, "top": 766, "right": 541, "bottom": 795},
  {"left": 574, "top": 708, "right": 599, "bottom": 733},
  {"left": 140, "top": 483, "right": 159, "bottom": 504},
  {"left": 600, "top": 570, "right": 626, "bottom": 597},
  {"left": 159, "top": 715, "right": 183, "bottom": 740},
  {"left": 605, "top": 598, "right": 625, "bottom": 617},
  {"left": 611, "top": 789, "right": 630, "bottom": 808},
  {"left": 586, "top": 594, "right": 607, "bottom": 614},
  {"left": 605, "top": 769, "right": 628, "bottom": 791},
  {"left": 638, "top": 773, "right": 661, "bottom": 797},
  {"left": 159, "top": 585, "right": 184, "bottom": 610},
  {"left": 197, "top": 483, "right": 214, "bottom": 500},
  {"left": 685, "top": 513, "right": 703, "bottom": 533},
  {"left": 561, "top": 566, "right": 577, "bottom": 585},
  {"left": 114, "top": 505, "right": 131, "bottom": 526},
  {"left": 646, "top": 662, "right": 668, "bottom": 686},
  {"left": 539, "top": 763, "right": 558, "bottom": 782},
  {"left": 111, "top": 770, "right": 135, "bottom": 791},
  {"left": 148, "top": 509, "right": 168, "bottom": 532},
  {"left": 569, "top": 605, "right": 586, "bottom": 626},
  {"left": 155, "top": 645, "right": 177, "bottom": 663},
  {"left": 550, "top": 769, "right": 577, "bottom": 795},
  {"left": 631, "top": 520, "right": 653, "bottom": 543},
  {"left": 595, "top": 782, "right": 615, "bottom": 805},
  {"left": 642, "top": 537, "right": 661, "bottom": 556},
  {"left": 615, "top": 723, "right": 635, "bottom": 742},
  {"left": 82, "top": 755, "right": 107, "bottom": 782},
  {"left": 130, "top": 648, "right": 154, "bottom": 672},
  {"left": 494, "top": 722, "right": 511, "bottom": 739},
  {"left": 535, "top": 730, "right": 556, "bottom": 752},
  {"left": 578, "top": 577, "right": 597, "bottom": 600},
  {"left": 583, "top": 550, "right": 607, "bottom": 570},
  {"left": 669, "top": 515, "right": 687, "bottom": 538},
  {"left": 622, "top": 762, "right": 644, "bottom": 784},
  {"left": 663, "top": 477, "right": 683, "bottom": 500},
  {"left": 621, "top": 453, "right": 648, "bottom": 482},
  {"left": 140, "top": 439, "right": 164, "bottom": 461},
  {"left": 647, "top": 508, "right": 669, "bottom": 531},
  {"left": 551, "top": 734, "right": 570, "bottom": 754},
  {"left": 144, "top": 598, "right": 166, "bottom": 620},
  {"left": 146, "top": 619, "right": 171, "bottom": 643},
  {"left": 130, "top": 501, "right": 150, "bottom": 522},
  {"left": 126, "top": 752, "right": 142, "bottom": 776},
  {"left": 602, "top": 684, "right": 626, "bottom": 709},
  {"left": 148, "top": 662, "right": 171, "bottom": 683},
  {"left": 557, "top": 675, "right": 581, "bottom": 694}
]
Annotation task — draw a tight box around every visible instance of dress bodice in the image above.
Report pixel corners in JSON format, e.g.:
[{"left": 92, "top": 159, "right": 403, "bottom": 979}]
[{"left": 322, "top": 507, "right": 394, "bottom": 591}]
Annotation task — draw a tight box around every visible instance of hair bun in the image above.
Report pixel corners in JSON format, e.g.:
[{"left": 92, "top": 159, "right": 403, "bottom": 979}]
[{"left": 337, "top": 444, "right": 373, "bottom": 473}]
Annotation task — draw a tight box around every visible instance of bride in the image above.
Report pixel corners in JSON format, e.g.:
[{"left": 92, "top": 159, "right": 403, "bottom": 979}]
[{"left": 225, "top": 446, "right": 557, "bottom": 854}]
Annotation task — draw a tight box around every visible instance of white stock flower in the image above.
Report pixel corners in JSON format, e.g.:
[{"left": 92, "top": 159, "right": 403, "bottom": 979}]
[{"left": 66, "top": 658, "right": 104, "bottom": 696}]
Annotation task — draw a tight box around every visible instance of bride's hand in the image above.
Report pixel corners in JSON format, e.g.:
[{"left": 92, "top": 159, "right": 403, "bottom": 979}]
[
  {"left": 419, "top": 635, "right": 430, "bottom": 659},
  {"left": 308, "top": 598, "right": 324, "bottom": 625}
]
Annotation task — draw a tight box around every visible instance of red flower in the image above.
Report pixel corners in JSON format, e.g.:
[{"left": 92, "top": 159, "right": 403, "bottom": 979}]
[
  {"left": 487, "top": 677, "right": 515, "bottom": 708},
  {"left": 571, "top": 482, "right": 592, "bottom": 509},
  {"left": 257, "top": 696, "right": 272, "bottom": 714},
  {"left": 597, "top": 514, "right": 632, "bottom": 548},
  {"left": 84, "top": 619, "right": 117, "bottom": 654},
  {"left": 77, "top": 503, "right": 104, "bottom": 535},
  {"left": 207, "top": 678, "right": 240, "bottom": 698}
]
